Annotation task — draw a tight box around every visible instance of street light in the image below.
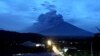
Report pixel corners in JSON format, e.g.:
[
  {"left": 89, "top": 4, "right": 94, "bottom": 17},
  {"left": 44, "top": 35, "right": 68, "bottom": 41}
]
[
  {"left": 47, "top": 40, "right": 52, "bottom": 46},
  {"left": 46, "top": 39, "right": 64, "bottom": 56}
]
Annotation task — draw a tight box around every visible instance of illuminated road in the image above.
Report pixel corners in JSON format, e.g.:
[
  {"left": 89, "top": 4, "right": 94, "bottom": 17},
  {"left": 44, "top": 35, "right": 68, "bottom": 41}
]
[{"left": 13, "top": 52, "right": 59, "bottom": 56}]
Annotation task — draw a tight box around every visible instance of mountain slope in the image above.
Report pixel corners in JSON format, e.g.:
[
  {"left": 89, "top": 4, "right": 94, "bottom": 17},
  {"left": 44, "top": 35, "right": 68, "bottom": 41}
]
[{"left": 38, "top": 22, "right": 93, "bottom": 37}]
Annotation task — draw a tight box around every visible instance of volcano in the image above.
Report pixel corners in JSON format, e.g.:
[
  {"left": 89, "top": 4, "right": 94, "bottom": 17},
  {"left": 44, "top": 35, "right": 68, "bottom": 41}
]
[{"left": 24, "top": 11, "right": 93, "bottom": 37}]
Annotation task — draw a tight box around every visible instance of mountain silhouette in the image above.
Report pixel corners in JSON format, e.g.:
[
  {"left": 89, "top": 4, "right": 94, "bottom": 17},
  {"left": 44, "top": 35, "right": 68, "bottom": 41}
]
[
  {"left": 0, "top": 28, "right": 3, "bottom": 30},
  {"left": 24, "top": 10, "right": 93, "bottom": 37}
]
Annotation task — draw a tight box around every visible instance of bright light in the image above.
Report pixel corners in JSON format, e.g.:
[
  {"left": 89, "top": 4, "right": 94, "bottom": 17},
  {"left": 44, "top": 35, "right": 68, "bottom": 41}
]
[
  {"left": 47, "top": 40, "right": 52, "bottom": 46},
  {"left": 52, "top": 45, "right": 64, "bottom": 56},
  {"left": 46, "top": 40, "right": 64, "bottom": 56},
  {"left": 35, "top": 44, "right": 45, "bottom": 47},
  {"left": 16, "top": 53, "right": 22, "bottom": 55},
  {"left": 52, "top": 45, "right": 59, "bottom": 54},
  {"left": 63, "top": 48, "right": 68, "bottom": 52},
  {"left": 35, "top": 44, "right": 41, "bottom": 47}
]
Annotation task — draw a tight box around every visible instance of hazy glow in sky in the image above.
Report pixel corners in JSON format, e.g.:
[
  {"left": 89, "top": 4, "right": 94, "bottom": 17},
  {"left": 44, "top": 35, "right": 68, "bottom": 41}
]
[{"left": 0, "top": 0, "right": 100, "bottom": 33}]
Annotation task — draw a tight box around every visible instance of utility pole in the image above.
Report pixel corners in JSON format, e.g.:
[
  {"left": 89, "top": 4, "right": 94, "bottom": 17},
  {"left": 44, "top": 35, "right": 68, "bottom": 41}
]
[{"left": 91, "top": 41, "right": 93, "bottom": 56}]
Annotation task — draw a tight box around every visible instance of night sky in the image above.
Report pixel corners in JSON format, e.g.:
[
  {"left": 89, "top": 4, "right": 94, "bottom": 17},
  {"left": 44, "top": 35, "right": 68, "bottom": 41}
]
[{"left": 0, "top": 0, "right": 100, "bottom": 33}]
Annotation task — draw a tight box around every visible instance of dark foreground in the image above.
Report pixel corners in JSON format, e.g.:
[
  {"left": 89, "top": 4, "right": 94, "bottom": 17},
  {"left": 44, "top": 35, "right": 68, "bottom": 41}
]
[{"left": 0, "top": 30, "right": 100, "bottom": 56}]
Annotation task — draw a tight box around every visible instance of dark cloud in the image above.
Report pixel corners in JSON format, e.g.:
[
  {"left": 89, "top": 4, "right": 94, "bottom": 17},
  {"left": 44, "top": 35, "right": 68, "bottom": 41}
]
[{"left": 41, "top": 1, "right": 56, "bottom": 11}]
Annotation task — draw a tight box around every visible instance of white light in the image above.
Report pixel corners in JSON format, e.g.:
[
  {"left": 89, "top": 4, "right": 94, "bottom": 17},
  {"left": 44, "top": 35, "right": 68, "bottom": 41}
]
[
  {"left": 16, "top": 53, "right": 22, "bottom": 55},
  {"left": 47, "top": 40, "right": 52, "bottom": 46},
  {"left": 52, "top": 45, "right": 60, "bottom": 54},
  {"left": 35, "top": 44, "right": 41, "bottom": 47},
  {"left": 35, "top": 44, "right": 45, "bottom": 47},
  {"left": 63, "top": 48, "right": 68, "bottom": 52},
  {"left": 52, "top": 45, "right": 64, "bottom": 56}
]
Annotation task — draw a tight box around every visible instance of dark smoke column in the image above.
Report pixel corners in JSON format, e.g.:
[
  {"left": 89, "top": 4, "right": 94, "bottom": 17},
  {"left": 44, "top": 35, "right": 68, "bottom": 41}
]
[{"left": 31, "top": 10, "right": 64, "bottom": 33}]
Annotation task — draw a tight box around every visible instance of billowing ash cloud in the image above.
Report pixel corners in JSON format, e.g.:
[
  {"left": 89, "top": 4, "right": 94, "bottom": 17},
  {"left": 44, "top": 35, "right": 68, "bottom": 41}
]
[
  {"left": 24, "top": 10, "right": 93, "bottom": 37},
  {"left": 37, "top": 10, "right": 63, "bottom": 26},
  {"left": 24, "top": 10, "right": 64, "bottom": 32}
]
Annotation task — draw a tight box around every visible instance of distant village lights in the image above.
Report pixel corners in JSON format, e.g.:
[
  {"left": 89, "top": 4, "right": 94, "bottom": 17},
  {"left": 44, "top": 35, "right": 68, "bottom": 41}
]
[
  {"left": 35, "top": 44, "right": 45, "bottom": 47},
  {"left": 35, "top": 44, "right": 41, "bottom": 47}
]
